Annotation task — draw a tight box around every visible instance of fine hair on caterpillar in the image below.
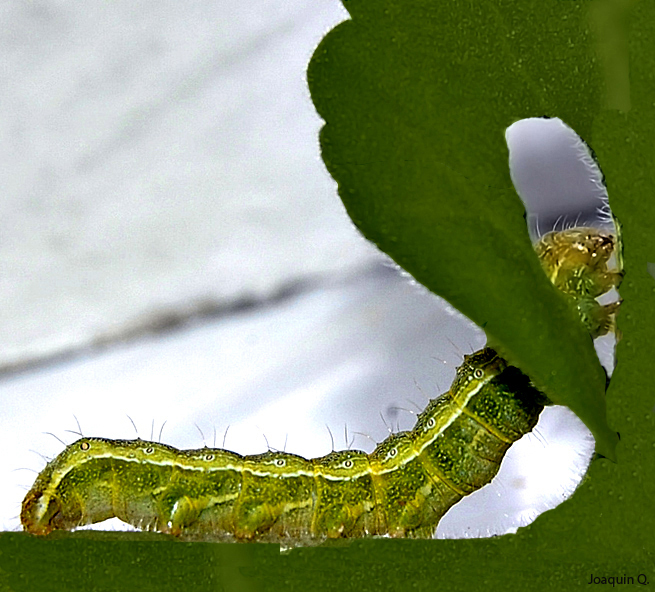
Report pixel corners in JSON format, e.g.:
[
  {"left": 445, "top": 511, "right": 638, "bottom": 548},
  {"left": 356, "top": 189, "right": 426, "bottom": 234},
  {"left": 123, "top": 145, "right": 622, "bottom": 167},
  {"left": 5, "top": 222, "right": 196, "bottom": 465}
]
[{"left": 20, "top": 227, "right": 622, "bottom": 544}]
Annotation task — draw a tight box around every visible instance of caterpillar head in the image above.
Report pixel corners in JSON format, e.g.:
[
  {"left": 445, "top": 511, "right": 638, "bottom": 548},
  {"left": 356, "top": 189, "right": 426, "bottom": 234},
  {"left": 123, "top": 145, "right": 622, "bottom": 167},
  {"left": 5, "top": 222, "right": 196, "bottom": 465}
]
[
  {"left": 535, "top": 228, "right": 615, "bottom": 269},
  {"left": 21, "top": 474, "right": 63, "bottom": 535},
  {"left": 21, "top": 437, "right": 154, "bottom": 535},
  {"left": 20, "top": 438, "right": 98, "bottom": 535}
]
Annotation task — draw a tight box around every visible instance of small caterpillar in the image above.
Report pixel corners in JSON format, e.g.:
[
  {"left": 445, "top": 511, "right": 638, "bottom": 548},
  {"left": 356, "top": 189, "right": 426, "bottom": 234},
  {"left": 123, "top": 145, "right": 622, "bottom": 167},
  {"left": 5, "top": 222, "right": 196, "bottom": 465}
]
[
  {"left": 20, "top": 227, "right": 621, "bottom": 544},
  {"left": 534, "top": 227, "right": 622, "bottom": 338}
]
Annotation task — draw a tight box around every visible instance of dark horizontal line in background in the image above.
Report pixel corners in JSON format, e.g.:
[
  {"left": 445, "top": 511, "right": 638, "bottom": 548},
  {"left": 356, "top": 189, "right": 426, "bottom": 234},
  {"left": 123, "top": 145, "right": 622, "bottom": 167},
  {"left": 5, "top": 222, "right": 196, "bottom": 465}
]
[{"left": 0, "top": 263, "right": 399, "bottom": 381}]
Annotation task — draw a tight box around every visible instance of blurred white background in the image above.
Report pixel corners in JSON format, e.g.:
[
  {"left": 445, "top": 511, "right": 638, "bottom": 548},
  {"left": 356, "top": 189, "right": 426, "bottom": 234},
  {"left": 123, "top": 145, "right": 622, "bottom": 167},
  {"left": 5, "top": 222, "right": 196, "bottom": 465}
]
[{"left": 2, "top": 1, "right": 613, "bottom": 538}]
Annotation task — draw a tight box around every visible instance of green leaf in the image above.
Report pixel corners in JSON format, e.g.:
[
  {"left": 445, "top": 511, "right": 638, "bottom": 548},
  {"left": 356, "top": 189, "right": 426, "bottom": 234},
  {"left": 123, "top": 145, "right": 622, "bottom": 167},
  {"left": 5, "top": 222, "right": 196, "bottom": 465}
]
[
  {"left": 307, "top": 0, "right": 617, "bottom": 458},
  {"left": 0, "top": 531, "right": 274, "bottom": 592}
]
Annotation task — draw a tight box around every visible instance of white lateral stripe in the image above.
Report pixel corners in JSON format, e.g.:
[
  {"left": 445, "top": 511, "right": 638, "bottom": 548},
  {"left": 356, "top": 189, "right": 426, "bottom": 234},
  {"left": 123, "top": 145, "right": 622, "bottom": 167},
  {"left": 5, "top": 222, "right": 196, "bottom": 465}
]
[{"left": 45, "top": 374, "right": 493, "bottom": 495}]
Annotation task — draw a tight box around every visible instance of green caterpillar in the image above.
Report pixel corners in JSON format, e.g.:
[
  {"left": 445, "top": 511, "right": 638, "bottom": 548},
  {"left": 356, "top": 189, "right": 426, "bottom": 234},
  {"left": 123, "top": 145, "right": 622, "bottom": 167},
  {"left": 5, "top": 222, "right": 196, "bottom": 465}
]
[
  {"left": 20, "top": 227, "right": 621, "bottom": 544},
  {"left": 21, "top": 349, "right": 546, "bottom": 543}
]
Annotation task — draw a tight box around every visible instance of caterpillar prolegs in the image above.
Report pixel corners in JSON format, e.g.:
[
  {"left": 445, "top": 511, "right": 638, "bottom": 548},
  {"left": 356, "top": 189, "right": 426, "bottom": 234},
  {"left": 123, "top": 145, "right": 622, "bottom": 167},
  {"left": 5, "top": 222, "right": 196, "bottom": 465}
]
[{"left": 20, "top": 227, "right": 621, "bottom": 544}]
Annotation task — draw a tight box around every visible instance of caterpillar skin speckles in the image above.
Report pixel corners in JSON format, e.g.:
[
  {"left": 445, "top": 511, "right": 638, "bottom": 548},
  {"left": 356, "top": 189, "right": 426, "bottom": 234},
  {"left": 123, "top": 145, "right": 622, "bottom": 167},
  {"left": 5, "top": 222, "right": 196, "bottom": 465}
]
[
  {"left": 21, "top": 349, "right": 546, "bottom": 543},
  {"left": 20, "top": 227, "right": 621, "bottom": 544}
]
